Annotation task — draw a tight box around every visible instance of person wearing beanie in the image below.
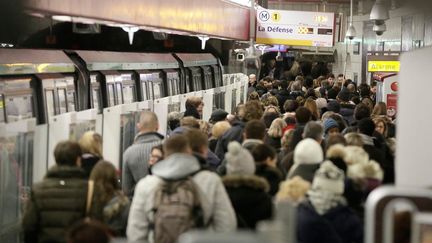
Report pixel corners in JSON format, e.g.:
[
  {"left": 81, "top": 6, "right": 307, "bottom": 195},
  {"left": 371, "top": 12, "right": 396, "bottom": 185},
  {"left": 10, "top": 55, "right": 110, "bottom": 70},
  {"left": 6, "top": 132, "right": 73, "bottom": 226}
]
[
  {"left": 337, "top": 88, "right": 356, "bottom": 125},
  {"left": 296, "top": 161, "right": 363, "bottom": 243},
  {"left": 222, "top": 141, "right": 272, "bottom": 229},
  {"left": 209, "top": 109, "right": 228, "bottom": 124},
  {"left": 287, "top": 138, "right": 323, "bottom": 183},
  {"left": 323, "top": 118, "right": 340, "bottom": 137}
]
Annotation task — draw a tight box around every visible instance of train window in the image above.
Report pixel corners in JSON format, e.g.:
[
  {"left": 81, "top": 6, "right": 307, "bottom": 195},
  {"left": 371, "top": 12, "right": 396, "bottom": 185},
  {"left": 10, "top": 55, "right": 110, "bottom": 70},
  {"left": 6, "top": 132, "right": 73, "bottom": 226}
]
[
  {"left": 116, "top": 83, "right": 124, "bottom": 104},
  {"left": 153, "top": 82, "right": 161, "bottom": 99},
  {"left": 107, "top": 84, "right": 116, "bottom": 106},
  {"left": 5, "top": 95, "right": 34, "bottom": 122},
  {"left": 67, "top": 90, "right": 76, "bottom": 112},
  {"left": 92, "top": 88, "right": 100, "bottom": 110},
  {"left": 141, "top": 81, "right": 148, "bottom": 100},
  {"left": 58, "top": 88, "right": 67, "bottom": 113},
  {"left": 45, "top": 89, "right": 56, "bottom": 117},
  {"left": 123, "top": 85, "right": 135, "bottom": 104}
]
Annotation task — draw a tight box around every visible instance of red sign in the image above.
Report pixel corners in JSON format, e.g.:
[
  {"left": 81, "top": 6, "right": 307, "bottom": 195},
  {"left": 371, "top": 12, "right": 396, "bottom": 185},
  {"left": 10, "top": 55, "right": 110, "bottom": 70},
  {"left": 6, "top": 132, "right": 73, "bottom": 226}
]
[
  {"left": 391, "top": 82, "right": 398, "bottom": 92},
  {"left": 387, "top": 94, "right": 397, "bottom": 117}
]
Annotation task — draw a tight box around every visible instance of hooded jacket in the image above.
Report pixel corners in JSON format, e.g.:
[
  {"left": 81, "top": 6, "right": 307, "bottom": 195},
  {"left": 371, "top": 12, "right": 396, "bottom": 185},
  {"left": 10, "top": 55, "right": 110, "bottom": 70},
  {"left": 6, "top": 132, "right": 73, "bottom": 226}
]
[
  {"left": 122, "top": 132, "right": 164, "bottom": 198},
  {"left": 215, "top": 120, "right": 245, "bottom": 160},
  {"left": 22, "top": 166, "right": 88, "bottom": 243},
  {"left": 339, "top": 103, "right": 356, "bottom": 125},
  {"left": 297, "top": 201, "right": 363, "bottom": 243},
  {"left": 222, "top": 175, "right": 272, "bottom": 229},
  {"left": 127, "top": 153, "right": 237, "bottom": 243}
]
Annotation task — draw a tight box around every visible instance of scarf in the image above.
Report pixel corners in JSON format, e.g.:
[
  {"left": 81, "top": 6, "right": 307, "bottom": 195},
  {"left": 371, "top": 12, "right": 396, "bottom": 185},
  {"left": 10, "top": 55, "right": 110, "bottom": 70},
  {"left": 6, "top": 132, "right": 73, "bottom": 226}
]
[{"left": 307, "top": 189, "right": 347, "bottom": 215}]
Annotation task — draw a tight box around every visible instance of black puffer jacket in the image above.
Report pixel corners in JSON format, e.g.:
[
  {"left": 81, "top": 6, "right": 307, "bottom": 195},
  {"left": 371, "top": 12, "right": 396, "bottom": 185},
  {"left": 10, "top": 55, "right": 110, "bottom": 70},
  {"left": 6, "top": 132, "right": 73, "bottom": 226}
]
[
  {"left": 222, "top": 175, "right": 273, "bottom": 229},
  {"left": 22, "top": 165, "right": 88, "bottom": 243}
]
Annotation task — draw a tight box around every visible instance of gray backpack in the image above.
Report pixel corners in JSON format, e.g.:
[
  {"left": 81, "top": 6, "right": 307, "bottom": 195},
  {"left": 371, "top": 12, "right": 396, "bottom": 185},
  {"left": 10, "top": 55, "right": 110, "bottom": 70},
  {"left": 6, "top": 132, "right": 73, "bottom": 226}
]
[{"left": 151, "top": 178, "right": 204, "bottom": 243}]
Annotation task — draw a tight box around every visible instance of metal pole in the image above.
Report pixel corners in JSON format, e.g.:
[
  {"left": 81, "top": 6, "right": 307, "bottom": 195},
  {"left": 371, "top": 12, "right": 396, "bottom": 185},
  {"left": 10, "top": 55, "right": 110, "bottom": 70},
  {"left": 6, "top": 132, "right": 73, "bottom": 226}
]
[{"left": 249, "top": 0, "right": 256, "bottom": 57}]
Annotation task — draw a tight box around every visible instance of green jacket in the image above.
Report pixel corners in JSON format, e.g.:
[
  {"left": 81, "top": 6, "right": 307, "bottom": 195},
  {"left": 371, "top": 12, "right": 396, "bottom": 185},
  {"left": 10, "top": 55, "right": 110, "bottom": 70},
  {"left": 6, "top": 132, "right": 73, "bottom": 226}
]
[{"left": 22, "top": 165, "right": 88, "bottom": 243}]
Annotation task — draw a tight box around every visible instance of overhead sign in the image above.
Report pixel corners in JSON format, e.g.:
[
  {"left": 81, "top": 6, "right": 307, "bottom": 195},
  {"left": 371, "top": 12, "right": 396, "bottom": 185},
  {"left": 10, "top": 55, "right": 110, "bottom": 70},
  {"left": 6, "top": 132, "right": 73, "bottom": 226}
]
[
  {"left": 368, "top": 61, "right": 400, "bottom": 72},
  {"left": 256, "top": 8, "right": 335, "bottom": 47}
]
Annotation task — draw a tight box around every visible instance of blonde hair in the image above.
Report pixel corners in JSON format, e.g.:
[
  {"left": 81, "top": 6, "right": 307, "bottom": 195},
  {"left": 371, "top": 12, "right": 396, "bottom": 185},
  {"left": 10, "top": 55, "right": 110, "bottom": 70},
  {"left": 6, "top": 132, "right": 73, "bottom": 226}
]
[
  {"left": 199, "top": 120, "right": 210, "bottom": 135},
  {"left": 211, "top": 121, "right": 231, "bottom": 139},
  {"left": 344, "top": 133, "right": 364, "bottom": 147},
  {"left": 267, "top": 118, "right": 287, "bottom": 138},
  {"left": 79, "top": 131, "right": 103, "bottom": 157},
  {"left": 276, "top": 176, "right": 311, "bottom": 203}
]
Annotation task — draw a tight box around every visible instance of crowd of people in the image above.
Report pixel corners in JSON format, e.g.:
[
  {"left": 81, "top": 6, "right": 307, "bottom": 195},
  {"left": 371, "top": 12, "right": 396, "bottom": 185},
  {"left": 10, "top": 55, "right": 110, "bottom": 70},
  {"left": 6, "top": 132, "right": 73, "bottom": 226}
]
[{"left": 21, "top": 70, "right": 397, "bottom": 243}]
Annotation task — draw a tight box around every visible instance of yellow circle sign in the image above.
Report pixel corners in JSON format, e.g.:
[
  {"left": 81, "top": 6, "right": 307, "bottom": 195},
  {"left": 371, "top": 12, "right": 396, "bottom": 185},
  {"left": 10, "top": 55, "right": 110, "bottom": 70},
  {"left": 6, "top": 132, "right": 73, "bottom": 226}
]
[{"left": 272, "top": 12, "right": 281, "bottom": 22}]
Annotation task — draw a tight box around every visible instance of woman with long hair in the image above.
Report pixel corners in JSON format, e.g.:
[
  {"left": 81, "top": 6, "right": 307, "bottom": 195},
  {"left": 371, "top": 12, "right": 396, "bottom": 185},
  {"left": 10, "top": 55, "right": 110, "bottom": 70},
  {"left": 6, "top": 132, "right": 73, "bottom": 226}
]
[
  {"left": 304, "top": 97, "right": 320, "bottom": 121},
  {"left": 79, "top": 131, "right": 103, "bottom": 177},
  {"left": 89, "top": 161, "right": 130, "bottom": 236}
]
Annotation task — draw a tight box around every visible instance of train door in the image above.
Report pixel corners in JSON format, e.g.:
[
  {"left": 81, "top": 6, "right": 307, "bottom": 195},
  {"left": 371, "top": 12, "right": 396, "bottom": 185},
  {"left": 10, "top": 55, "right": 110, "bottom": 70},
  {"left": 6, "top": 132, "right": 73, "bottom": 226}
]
[
  {"left": 101, "top": 71, "right": 140, "bottom": 170},
  {"left": 0, "top": 78, "right": 36, "bottom": 243},
  {"left": 201, "top": 66, "right": 214, "bottom": 90}
]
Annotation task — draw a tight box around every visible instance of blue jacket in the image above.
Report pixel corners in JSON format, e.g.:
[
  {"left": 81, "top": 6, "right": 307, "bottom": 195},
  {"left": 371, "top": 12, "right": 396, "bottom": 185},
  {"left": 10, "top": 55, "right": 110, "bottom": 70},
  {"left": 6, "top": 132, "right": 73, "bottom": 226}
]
[{"left": 297, "top": 201, "right": 363, "bottom": 243}]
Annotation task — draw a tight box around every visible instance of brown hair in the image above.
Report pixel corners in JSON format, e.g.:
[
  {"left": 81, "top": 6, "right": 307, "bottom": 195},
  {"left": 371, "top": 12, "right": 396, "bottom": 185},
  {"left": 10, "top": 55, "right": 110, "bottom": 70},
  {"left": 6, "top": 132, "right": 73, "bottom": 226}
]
[
  {"left": 304, "top": 97, "right": 320, "bottom": 120},
  {"left": 372, "top": 101, "right": 387, "bottom": 117},
  {"left": 90, "top": 161, "right": 119, "bottom": 204},
  {"left": 185, "top": 96, "right": 203, "bottom": 108},
  {"left": 180, "top": 116, "right": 200, "bottom": 128},
  {"left": 184, "top": 129, "right": 209, "bottom": 153},
  {"left": 243, "top": 100, "right": 264, "bottom": 122},
  {"left": 163, "top": 135, "right": 191, "bottom": 157},
  {"left": 54, "top": 141, "right": 82, "bottom": 166}
]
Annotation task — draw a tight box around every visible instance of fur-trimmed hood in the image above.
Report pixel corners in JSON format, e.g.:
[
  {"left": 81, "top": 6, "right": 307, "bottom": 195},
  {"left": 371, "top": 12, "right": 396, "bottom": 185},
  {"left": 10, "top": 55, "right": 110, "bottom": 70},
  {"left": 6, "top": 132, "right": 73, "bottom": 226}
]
[{"left": 222, "top": 175, "right": 270, "bottom": 193}]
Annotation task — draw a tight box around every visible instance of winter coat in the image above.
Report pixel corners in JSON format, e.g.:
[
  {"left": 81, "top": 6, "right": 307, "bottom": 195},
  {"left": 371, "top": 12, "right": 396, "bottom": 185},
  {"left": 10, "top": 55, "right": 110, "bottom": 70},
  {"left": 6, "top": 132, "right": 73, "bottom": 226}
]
[
  {"left": 288, "top": 163, "right": 321, "bottom": 183},
  {"left": 222, "top": 175, "right": 273, "bottom": 229},
  {"left": 103, "top": 194, "right": 130, "bottom": 236},
  {"left": 264, "top": 135, "right": 282, "bottom": 151},
  {"left": 215, "top": 120, "right": 245, "bottom": 160},
  {"left": 127, "top": 153, "right": 237, "bottom": 243},
  {"left": 276, "top": 89, "right": 291, "bottom": 112},
  {"left": 122, "top": 132, "right": 164, "bottom": 198},
  {"left": 339, "top": 103, "right": 356, "bottom": 125},
  {"left": 22, "top": 166, "right": 88, "bottom": 243},
  {"left": 209, "top": 138, "right": 218, "bottom": 153},
  {"left": 289, "top": 91, "right": 304, "bottom": 100},
  {"left": 255, "top": 164, "right": 283, "bottom": 196},
  {"left": 297, "top": 201, "right": 363, "bottom": 243},
  {"left": 81, "top": 153, "right": 101, "bottom": 177},
  {"left": 184, "top": 104, "right": 200, "bottom": 119}
]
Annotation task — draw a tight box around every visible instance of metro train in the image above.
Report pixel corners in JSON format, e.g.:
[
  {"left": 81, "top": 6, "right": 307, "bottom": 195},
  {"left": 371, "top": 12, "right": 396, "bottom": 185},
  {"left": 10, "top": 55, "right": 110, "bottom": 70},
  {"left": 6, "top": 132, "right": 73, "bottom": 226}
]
[{"left": 0, "top": 48, "right": 249, "bottom": 242}]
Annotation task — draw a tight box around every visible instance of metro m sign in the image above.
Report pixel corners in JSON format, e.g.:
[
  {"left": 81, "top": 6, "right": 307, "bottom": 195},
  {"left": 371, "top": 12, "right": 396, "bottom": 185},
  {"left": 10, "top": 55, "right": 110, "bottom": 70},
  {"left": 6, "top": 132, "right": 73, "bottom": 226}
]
[{"left": 256, "top": 8, "right": 335, "bottom": 47}]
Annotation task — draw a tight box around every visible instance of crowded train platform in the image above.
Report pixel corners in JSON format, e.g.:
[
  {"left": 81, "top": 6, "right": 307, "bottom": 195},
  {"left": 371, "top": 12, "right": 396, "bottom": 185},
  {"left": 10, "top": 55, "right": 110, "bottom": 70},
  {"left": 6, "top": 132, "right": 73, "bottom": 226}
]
[{"left": 2, "top": 0, "right": 432, "bottom": 243}]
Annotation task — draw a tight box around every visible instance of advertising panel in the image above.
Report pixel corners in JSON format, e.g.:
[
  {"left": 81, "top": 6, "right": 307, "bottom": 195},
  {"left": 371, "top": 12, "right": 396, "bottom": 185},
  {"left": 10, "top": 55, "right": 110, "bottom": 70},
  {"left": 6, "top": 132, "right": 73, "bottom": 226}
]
[{"left": 256, "top": 8, "right": 335, "bottom": 47}]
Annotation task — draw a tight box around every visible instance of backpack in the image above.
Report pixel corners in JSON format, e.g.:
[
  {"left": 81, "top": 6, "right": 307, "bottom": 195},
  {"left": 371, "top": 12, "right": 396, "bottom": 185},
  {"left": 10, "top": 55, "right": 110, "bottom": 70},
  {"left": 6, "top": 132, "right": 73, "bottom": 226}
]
[{"left": 151, "top": 177, "right": 204, "bottom": 243}]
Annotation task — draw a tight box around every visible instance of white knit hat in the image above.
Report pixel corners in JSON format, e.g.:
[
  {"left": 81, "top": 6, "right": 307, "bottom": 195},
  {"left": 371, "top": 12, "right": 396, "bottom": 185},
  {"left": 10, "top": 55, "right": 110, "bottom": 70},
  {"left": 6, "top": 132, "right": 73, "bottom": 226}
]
[
  {"left": 225, "top": 141, "right": 255, "bottom": 175},
  {"left": 294, "top": 138, "right": 323, "bottom": 164},
  {"left": 312, "top": 161, "right": 345, "bottom": 194}
]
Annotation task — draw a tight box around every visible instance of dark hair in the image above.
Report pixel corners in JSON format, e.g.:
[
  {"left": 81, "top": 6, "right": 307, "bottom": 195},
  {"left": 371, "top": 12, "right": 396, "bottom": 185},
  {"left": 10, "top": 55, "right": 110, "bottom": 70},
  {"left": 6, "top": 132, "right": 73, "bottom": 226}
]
[
  {"left": 283, "top": 100, "right": 299, "bottom": 113},
  {"left": 358, "top": 118, "right": 376, "bottom": 136},
  {"left": 262, "top": 112, "right": 280, "bottom": 128},
  {"left": 295, "top": 107, "right": 312, "bottom": 124},
  {"left": 67, "top": 220, "right": 111, "bottom": 243},
  {"left": 163, "top": 135, "right": 191, "bottom": 157},
  {"left": 358, "top": 83, "right": 371, "bottom": 98},
  {"left": 54, "top": 141, "right": 82, "bottom": 166},
  {"left": 281, "top": 80, "right": 289, "bottom": 90},
  {"left": 252, "top": 144, "right": 276, "bottom": 163},
  {"left": 304, "top": 76, "right": 314, "bottom": 89},
  {"left": 244, "top": 120, "right": 266, "bottom": 140},
  {"left": 329, "top": 113, "right": 347, "bottom": 132},
  {"left": 354, "top": 103, "right": 371, "bottom": 121},
  {"left": 184, "top": 128, "right": 209, "bottom": 153}
]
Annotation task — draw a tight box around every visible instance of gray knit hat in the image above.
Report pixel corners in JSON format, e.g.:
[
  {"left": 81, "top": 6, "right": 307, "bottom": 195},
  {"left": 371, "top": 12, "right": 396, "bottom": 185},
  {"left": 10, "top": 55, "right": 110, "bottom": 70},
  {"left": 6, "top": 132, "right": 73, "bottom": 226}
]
[{"left": 225, "top": 141, "right": 255, "bottom": 175}]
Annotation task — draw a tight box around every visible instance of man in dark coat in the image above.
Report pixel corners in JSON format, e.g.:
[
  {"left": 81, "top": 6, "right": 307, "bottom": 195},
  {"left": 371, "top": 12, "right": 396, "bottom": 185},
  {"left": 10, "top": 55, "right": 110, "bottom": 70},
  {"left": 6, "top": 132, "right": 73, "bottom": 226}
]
[
  {"left": 215, "top": 100, "right": 263, "bottom": 160},
  {"left": 276, "top": 80, "right": 291, "bottom": 112},
  {"left": 337, "top": 88, "right": 356, "bottom": 125},
  {"left": 22, "top": 141, "right": 88, "bottom": 243},
  {"left": 297, "top": 161, "right": 363, "bottom": 243}
]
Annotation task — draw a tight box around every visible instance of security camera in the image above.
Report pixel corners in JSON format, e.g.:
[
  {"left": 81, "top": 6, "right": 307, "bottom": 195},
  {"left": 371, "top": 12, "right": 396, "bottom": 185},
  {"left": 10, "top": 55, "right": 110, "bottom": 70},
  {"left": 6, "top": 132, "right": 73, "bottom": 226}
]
[
  {"left": 236, "top": 53, "right": 245, "bottom": 62},
  {"left": 346, "top": 25, "right": 356, "bottom": 40},
  {"left": 370, "top": 0, "right": 389, "bottom": 24},
  {"left": 373, "top": 23, "right": 386, "bottom": 36}
]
